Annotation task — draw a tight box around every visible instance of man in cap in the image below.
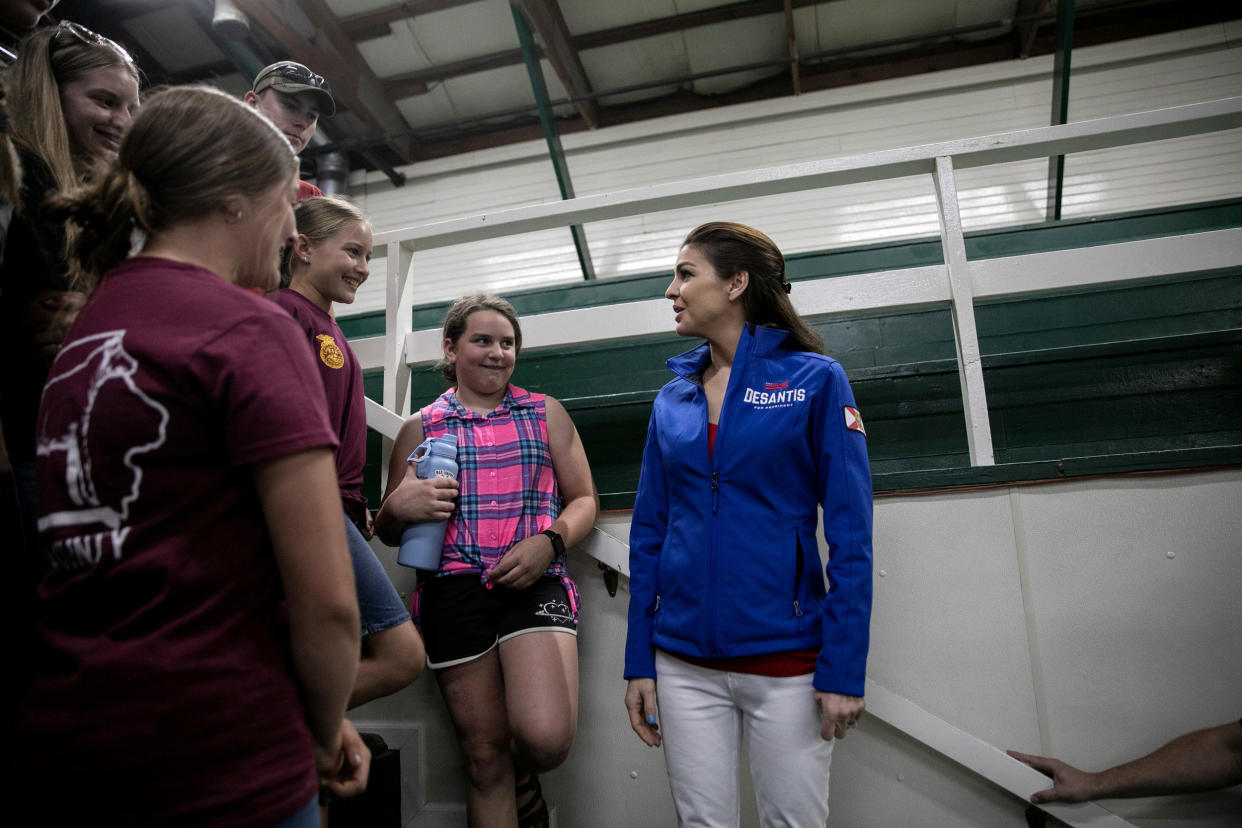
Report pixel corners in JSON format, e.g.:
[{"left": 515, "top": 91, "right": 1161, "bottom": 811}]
[{"left": 245, "top": 60, "right": 335, "bottom": 200}]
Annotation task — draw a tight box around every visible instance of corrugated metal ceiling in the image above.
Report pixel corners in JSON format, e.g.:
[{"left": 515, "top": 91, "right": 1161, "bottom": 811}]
[{"left": 35, "top": 0, "right": 1235, "bottom": 183}]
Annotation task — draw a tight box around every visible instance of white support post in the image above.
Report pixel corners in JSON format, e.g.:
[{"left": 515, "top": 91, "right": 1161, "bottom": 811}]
[
  {"left": 933, "top": 155, "right": 995, "bottom": 466},
  {"left": 382, "top": 239, "right": 415, "bottom": 417},
  {"left": 381, "top": 240, "right": 414, "bottom": 493}
]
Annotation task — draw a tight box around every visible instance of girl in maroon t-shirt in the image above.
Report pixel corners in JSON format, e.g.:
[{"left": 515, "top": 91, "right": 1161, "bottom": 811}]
[
  {"left": 15, "top": 86, "right": 368, "bottom": 828},
  {"left": 276, "top": 196, "right": 426, "bottom": 709}
]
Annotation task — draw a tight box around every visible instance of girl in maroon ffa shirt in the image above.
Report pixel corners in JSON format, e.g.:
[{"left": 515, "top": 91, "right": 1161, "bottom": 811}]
[
  {"left": 15, "top": 86, "right": 368, "bottom": 828},
  {"left": 275, "top": 196, "right": 425, "bottom": 707}
]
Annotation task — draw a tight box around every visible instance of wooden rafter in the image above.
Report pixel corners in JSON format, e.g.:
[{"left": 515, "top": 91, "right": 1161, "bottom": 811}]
[
  {"left": 340, "top": 0, "right": 485, "bottom": 40},
  {"left": 1015, "top": 0, "right": 1051, "bottom": 59},
  {"left": 382, "top": 0, "right": 837, "bottom": 100},
  {"left": 385, "top": 49, "right": 525, "bottom": 99},
  {"left": 231, "top": 0, "right": 417, "bottom": 163},
  {"left": 382, "top": 0, "right": 840, "bottom": 98},
  {"left": 573, "top": 0, "right": 828, "bottom": 51},
  {"left": 292, "top": 0, "right": 422, "bottom": 162},
  {"left": 510, "top": 0, "right": 597, "bottom": 129},
  {"left": 783, "top": 0, "right": 800, "bottom": 95}
]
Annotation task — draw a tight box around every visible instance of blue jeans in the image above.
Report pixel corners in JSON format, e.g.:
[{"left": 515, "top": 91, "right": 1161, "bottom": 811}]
[
  {"left": 271, "top": 794, "right": 318, "bottom": 828},
  {"left": 345, "top": 514, "right": 410, "bottom": 636}
]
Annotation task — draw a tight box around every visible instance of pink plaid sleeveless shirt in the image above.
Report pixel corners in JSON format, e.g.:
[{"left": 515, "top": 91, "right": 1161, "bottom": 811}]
[{"left": 415, "top": 384, "right": 579, "bottom": 619}]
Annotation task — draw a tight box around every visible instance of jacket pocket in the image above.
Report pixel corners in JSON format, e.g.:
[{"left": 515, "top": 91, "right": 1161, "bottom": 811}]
[{"left": 793, "top": 536, "right": 805, "bottom": 620}]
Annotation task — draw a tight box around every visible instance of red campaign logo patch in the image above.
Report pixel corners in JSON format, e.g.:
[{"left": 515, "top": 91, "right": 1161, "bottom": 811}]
[
  {"left": 843, "top": 405, "right": 866, "bottom": 436},
  {"left": 764, "top": 381, "right": 788, "bottom": 390}
]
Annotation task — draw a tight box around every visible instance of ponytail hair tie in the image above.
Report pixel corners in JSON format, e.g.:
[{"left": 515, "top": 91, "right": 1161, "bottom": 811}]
[{"left": 782, "top": 282, "right": 792, "bottom": 295}]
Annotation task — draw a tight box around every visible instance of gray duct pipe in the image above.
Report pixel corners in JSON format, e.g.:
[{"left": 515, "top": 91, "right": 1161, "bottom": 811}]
[{"left": 315, "top": 151, "right": 350, "bottom": 196}]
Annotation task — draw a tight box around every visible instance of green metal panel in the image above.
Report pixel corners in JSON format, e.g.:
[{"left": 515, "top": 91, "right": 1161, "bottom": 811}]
[{"left": 354, "top": 201, "right": 1242, "bottom": 509}]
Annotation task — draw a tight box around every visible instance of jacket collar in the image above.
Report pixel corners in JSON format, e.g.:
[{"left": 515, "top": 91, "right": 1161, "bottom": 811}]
[{"left": 666, "top": 323, "right": 791, "bottom": 379}]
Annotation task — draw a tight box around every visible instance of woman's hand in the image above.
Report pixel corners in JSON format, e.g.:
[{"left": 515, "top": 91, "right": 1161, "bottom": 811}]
[
  {"left": 318, "top": 719, "right": 371, "bottom": 799},
  {"left": 625, "top": 678, "right": 662, "bottom": 747},
  {"left": 488, "top": 533, "right": 555, "bottom": 590},
  {"left": 815, "top": 691, "right": 864, "bottom": 741}
]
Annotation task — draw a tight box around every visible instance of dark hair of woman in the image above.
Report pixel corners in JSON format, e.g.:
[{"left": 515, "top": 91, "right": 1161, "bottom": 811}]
[
  {"left": 682, "top": 221, "right": 824, "bottom": 354},
  {"left": 45, "top": 84, "right": 297, "bottom": 290}
]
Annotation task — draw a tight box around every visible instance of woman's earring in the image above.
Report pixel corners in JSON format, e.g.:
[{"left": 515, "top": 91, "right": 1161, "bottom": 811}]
[{"left": 300, "top": 255, "right": 310, "bottom": 263}]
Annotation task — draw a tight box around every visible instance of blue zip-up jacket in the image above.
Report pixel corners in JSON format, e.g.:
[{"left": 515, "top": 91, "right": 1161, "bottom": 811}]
[{"left": 623, "top": 324, "right": 873, "bottom": 696}]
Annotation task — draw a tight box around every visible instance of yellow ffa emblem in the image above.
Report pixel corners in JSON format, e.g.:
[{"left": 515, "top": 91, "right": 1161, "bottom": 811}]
[{"left": 316, "top": 334, "right": 345, "bottom": 369}]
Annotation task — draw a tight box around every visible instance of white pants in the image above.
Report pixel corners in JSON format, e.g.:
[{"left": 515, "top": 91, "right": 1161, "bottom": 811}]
[{"left": 655, "top": 650, "right": 834, "bottom": 828}]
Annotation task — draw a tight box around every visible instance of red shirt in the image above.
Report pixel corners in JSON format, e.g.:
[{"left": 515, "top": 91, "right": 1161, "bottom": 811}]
[
  {"left": 21, "top": 257, "right": 337, "bottom": 826},
  {"left": 298, "top": 179, "right": 323, "bottom": 200}
]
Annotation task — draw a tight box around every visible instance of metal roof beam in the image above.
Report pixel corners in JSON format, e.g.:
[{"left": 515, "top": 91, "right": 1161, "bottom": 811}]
[
  {"left": 511, "top": 0, "right": 598, "bottom": 129},
  {"left": 511, "top": 3, "right": 595, "bottom": 280},
  {"left": 573, "top": 0, "right": 829, "bottom": 51},
  {"left": 382, "top": 0, "right": 836, "bottom": 96},
  {"left": 385, "top": 49, "right": 522, "bottom": 99},
  {"left": 340, "top": 0, "right": 485, "bottom": 40},
  {"left": 1045, "top": 0, "right": 1074, "bottom": 221},
  {"left": 292, "top": 0, "right": 420, "bottom": 166},
  {"left": 1014, "top": 0, "right": 1050, "bottom": 59},
  {"left": 783, "top": 0, "right": 801, "bottom": 95}
]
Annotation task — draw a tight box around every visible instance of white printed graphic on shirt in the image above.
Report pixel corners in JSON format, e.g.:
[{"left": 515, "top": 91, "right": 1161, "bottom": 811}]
[{"left": 35, "top": 330, "right": 168, "bottom": 564}]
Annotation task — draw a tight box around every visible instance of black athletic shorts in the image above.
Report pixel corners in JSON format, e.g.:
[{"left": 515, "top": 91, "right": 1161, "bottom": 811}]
[{"left": 419, "top": 574, "right": 576, "bottom": 669}]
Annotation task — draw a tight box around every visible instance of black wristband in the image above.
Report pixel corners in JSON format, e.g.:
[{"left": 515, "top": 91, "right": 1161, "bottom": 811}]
[{"left": 540, "top": 528, "right": 565, "bottom": 557}]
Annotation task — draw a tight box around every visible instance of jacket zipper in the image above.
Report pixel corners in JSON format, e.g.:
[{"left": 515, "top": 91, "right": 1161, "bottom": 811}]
[
  {"left": 793, "top": 537, "right": 804, "bottom": 618},
  {"left": 706, "top": 325, "right": 754, "bottom": 657},
  {"left": 707, "top": 379, "right": 720, "bottom": 656}
]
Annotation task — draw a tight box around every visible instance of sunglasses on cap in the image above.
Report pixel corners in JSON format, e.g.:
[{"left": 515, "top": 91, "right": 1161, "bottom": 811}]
[
  {"left": 254, "top": 62, "right": 332, "bottom": 96},
  {"left": 51, "top": 20, "right": 135, "bottom": 65}
]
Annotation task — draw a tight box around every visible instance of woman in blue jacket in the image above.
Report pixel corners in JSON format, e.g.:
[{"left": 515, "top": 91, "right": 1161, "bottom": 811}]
[{"left": 623, "top": 222, "right": 873, "bottom": 826}]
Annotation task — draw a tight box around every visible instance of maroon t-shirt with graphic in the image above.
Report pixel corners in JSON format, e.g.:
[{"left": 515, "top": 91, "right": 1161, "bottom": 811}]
[
  {"left": 20, "top": 257, "right": 337, "bottom": 826},
  {"left": 272, "top": 288, "right": 368, "bottom": 528}
]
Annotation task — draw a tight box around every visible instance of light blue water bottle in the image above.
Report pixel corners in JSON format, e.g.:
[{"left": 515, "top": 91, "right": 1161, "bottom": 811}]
[{"left": 397, "top": 432, "right": 458, "bottom": 570}]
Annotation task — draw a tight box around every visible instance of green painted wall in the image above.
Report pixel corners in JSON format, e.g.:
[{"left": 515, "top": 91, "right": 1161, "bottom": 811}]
[{"left": 355, "top": 201, "right": 1242, "bottom": 510}]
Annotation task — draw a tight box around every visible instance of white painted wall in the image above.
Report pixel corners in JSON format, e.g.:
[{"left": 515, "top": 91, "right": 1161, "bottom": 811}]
[
  {"left": 354, "top": 468, "right": 1242, "bottom": 826},
  {"left": 341, "top": 23, "right": 1242, "bottom": 319}
]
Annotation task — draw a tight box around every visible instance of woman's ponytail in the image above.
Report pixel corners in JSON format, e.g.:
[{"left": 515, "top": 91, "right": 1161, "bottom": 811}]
[{"left": 43, "top": 165, "right": 152, "bottom": 291}]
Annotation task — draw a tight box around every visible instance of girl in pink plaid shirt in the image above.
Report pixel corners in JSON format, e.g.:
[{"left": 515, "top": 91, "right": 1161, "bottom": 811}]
[{"left": 376, "top": 294, "right": 598, "bottom": 828}]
